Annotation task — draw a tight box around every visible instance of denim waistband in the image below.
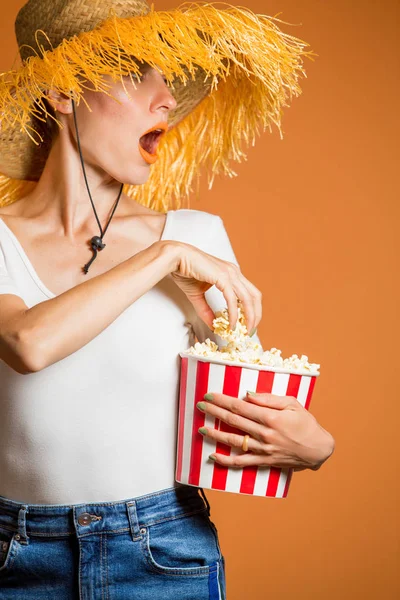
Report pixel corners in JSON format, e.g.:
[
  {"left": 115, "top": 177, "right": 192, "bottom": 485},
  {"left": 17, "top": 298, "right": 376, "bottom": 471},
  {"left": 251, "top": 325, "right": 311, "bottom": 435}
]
[{"left": 0, "top": 486, "right": 210, "bottom": 543}]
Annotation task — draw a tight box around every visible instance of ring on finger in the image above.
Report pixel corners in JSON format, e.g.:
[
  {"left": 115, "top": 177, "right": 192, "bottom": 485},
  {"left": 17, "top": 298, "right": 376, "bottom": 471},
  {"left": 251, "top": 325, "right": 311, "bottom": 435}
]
[{"left": 241, "top": 434, "right": 250, "bottom": 452}]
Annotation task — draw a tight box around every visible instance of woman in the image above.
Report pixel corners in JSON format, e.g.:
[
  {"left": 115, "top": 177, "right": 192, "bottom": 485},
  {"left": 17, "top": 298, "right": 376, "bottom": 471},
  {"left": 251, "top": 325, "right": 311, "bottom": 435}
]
[{"left": 0, "top": 1, "right": 334, "bottom": 597}]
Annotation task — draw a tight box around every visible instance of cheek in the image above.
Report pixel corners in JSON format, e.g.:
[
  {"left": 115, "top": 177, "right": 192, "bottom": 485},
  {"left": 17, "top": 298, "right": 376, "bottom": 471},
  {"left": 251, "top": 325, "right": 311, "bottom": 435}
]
[
  {"left": 77, "top": 87, "right": 146, "bottom": 168},
  {"left": 95, "top": 93, "right": 125, "bottom": 124},
  {"left": 95, "top": 91, "right": 142, "bottom": 140}
]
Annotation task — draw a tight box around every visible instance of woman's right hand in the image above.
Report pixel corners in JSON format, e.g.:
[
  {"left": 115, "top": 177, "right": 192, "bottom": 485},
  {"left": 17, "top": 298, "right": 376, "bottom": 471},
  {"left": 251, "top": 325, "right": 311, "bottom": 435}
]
[{"left": 165, "top": 241, "right": 262, "bottom": 334}]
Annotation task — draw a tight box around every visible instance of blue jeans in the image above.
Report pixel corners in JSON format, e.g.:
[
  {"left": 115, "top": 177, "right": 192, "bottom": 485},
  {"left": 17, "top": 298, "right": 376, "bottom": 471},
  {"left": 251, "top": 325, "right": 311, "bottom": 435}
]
[{"left": 0, "top": 485, "right": 226, "bottom": 599}]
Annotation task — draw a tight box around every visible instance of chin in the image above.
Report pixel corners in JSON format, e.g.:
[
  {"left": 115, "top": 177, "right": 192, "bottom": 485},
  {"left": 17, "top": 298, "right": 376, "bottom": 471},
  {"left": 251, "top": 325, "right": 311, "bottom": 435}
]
[{"left": 119, "top": 165, "right": 151, "bottom": 186}]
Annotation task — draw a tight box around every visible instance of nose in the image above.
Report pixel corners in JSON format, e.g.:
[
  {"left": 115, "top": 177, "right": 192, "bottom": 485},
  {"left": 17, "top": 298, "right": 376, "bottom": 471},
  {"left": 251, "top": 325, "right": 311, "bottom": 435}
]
[
  {"left": 156, "top": 83, "right": 177, "bottom": 113},
  {"left": 163, "top": 90, "right": 177, "bottom": 112}
]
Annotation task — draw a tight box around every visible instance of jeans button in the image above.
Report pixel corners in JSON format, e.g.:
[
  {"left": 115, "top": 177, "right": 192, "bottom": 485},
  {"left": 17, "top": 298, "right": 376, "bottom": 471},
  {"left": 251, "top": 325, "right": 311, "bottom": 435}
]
[{"left": 78, "top": 513, "right": 93, "bottom": 526}]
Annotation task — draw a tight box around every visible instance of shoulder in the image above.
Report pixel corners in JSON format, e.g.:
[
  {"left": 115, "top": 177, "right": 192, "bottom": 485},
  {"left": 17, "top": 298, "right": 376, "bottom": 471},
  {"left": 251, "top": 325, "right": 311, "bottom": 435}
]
[
  {"left": 0, "top": 214, "right": 10, "bottom": 247},
  {"left": 167, "top": 208, "right": 237, "bottom": 263},
  {"left": 169, "top": 208, "right": 222, "bottom": 228},
  {"left": 0, "top": 203, "right": 28, "bottom": 243},
  {"left": 167, "top": 209, "right": 224, "bottom": 243},
  {"left": 0, "top": 196, "right": 27, "bottom": 218}
]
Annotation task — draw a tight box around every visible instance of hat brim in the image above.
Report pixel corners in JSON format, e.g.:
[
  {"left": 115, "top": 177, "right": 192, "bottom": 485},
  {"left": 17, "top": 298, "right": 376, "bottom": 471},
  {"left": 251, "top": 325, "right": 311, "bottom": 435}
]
[{"left": 0, "top": 3, "right": 316, "bottom": 211}]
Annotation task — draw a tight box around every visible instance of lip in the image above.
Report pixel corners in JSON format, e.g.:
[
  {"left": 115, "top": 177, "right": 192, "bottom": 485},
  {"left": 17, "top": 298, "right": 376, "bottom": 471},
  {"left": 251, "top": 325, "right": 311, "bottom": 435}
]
[{"left": 139, "top": 121, "right": 169, "bottom": 164}]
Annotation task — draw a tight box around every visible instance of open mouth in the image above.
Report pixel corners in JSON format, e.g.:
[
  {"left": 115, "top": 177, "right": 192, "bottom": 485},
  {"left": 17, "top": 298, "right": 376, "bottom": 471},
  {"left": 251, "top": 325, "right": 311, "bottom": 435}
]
[{"left": 139, "top": 122, "right": 168, "bottom": 164}]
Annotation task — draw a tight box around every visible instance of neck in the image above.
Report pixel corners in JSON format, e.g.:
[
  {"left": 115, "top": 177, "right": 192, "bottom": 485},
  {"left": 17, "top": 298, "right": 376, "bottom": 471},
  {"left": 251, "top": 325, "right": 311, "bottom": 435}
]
[{"left": 23, "top": 128, "right": 125, "bottom": 238}]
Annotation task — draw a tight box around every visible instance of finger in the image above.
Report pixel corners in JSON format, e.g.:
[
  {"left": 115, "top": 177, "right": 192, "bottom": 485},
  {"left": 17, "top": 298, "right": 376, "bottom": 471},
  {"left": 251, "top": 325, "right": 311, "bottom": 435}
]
[
  {"left": 246, "top": 392, "right": 298, "bottom": 411},
  {"left": 199, "top": 426, "right": 265, "bottom": 454},
  {"left": 198, "top": 400, "right": 272, "bottom": 442},
  {"left": 231, "top": 279, "right": 256, "bottom": 334},
  {"left": 189, "top": 295, "right": 217, "bottom": 331},
  {"left": 214, "top": 280, "right": 238, "bottom": 331},
  {"left": 238, "top": 274, "right": 263, "bottom": 333},
  {"left": 204, "top": 392, "right": 277, "bottom": 428},
  {"left": 209, "top": 451, "right": 276, "bottom": 468}
]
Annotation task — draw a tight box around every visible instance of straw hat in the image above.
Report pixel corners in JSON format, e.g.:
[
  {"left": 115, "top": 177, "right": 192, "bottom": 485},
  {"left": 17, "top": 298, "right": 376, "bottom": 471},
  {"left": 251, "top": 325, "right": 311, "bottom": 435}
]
[{"left": 0, "top": 0, "right": 316, "bottom": 211}]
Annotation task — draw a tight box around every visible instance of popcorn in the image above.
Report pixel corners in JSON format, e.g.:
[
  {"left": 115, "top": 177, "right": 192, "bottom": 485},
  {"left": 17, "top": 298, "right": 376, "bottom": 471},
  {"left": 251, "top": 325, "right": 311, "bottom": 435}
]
[{"left": 185, "top": 303, "right": 320, "bottom": 374}]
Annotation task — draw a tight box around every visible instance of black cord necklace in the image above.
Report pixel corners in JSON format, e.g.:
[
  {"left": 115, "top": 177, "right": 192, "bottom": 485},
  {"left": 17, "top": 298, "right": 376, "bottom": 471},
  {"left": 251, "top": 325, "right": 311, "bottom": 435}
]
[{"left": 71, "top": 98, "right": 124, "bottom": 275}]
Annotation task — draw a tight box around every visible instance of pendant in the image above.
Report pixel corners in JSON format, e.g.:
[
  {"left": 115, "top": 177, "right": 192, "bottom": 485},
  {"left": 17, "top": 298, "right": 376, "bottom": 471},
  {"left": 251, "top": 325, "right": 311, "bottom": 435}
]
[
  {"left": 82, "top": 236, "right": 106, "bottom": 274},
  {"left": 90, "top": 236, "right": 106, "bottom": 251}
]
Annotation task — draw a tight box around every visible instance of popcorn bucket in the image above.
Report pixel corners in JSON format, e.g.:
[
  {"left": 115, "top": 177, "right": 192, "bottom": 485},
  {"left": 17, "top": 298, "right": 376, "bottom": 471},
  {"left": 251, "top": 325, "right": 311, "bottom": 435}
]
[{"left": 175, "top": 353, "right": 320, "bottom": 498}]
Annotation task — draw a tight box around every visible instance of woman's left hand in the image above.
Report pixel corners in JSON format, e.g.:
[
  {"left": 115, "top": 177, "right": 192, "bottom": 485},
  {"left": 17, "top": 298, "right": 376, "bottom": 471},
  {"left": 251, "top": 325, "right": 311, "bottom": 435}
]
[{"left": 197, "top": 392, "right": 335, "bottom": 472}]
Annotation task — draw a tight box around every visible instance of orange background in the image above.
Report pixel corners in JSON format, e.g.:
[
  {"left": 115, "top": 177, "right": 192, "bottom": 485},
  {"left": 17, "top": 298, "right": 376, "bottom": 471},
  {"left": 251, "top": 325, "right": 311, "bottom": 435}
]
[{"left": 1, "top": 1, "right": 399, "bottom": 599}]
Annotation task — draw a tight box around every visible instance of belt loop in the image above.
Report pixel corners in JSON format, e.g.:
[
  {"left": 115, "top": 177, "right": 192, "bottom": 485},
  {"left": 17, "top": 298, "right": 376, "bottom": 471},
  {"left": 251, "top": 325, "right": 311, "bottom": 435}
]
[
  {"left": 17, "top": 505, "right": 29, "bottom": 545},
  {"left": 126, "top": 501, "right": 141, "bottom": 541},
  {"left": 199, "top": 488, "right": 211, "bottom": 516}
]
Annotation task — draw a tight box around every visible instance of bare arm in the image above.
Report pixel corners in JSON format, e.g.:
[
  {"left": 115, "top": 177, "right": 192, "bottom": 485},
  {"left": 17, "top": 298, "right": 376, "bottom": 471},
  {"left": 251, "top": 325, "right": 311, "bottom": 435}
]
[
  {"left": 1, "top": 235, "right": 262, "bottom": 374},
  {"left": 0, "top": 241, "right": 179, "bottom": 373}
]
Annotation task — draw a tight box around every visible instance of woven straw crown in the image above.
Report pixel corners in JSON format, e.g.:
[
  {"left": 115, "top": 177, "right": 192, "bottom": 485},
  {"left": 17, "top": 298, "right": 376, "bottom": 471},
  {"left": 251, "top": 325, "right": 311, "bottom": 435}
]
[
  {"left": 16, "top": 0, "right": 151, "bottom": 63},
  {"left": 0, "top": 0, "right": 316, "bottom": 211}
]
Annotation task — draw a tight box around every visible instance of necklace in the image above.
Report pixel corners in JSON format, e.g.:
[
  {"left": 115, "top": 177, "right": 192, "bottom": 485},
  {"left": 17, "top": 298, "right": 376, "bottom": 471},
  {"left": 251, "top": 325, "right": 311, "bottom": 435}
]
[{"left": 71, "top": 98, "right": 124, "bottom": 275}]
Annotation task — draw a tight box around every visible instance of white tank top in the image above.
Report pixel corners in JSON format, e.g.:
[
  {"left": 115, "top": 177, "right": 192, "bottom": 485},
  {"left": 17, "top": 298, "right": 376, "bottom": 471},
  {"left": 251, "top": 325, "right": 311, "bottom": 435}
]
[{"left": 0, "top": 209, "right": 261, "bottom": 504}]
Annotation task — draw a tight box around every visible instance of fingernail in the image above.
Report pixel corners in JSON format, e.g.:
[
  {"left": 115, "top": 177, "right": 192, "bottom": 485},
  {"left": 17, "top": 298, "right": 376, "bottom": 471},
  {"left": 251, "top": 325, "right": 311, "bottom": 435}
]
[
  {"left": 197, "top": 402, "right": 206, "bottom": 411},
  {"left": 247, "top": 391, "right": 257, "bottom": 397},
  {"left": 198, "top": 427, "right": 207, "bottom": 435},
  {"left": 209, "top": 455, "right": 217, "bottom": 461},
  {"left": 204, "top": 393, "right": 214, "bottom": 401},
  {"left": 250, "top": 327, "right": 257, "bottom": 337}
]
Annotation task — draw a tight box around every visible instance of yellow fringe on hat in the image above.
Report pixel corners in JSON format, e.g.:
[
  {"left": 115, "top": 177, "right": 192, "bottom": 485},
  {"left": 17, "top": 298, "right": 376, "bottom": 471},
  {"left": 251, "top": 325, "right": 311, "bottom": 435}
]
[{"left": 0, "top": 2, "right": 317, "bottom": 211}]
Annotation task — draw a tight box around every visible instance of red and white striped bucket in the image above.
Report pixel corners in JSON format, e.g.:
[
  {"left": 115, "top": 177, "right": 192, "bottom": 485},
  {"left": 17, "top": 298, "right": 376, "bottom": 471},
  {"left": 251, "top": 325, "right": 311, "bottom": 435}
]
[{"left": 176, "top": 353, "right": 319, "bottom": 498}]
